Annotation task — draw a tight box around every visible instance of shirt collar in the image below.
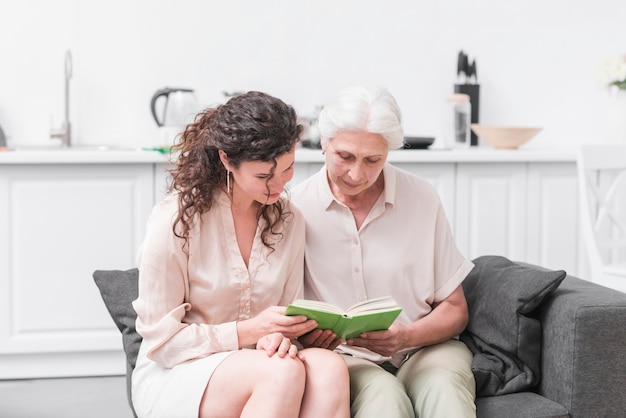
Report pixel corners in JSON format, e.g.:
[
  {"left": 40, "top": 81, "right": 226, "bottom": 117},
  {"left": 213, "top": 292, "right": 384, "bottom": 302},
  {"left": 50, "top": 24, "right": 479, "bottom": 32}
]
[
  {"left": 381, "top": 163, "right": 397, "bottom": 206},
  {"left": 317, "top": 162, "right": 397, "bottom": 210}
]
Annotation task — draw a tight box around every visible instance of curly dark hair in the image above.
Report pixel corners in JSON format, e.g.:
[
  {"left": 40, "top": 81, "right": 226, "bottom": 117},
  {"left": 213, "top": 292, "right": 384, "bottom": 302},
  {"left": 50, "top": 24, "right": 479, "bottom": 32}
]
[{"left": 168, "top": 91, "right": 302, "bottom": 252}]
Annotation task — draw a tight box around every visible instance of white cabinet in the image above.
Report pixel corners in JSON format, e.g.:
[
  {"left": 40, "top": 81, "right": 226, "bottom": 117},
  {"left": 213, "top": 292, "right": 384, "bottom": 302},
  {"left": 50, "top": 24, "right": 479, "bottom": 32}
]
[
  {"left": 0, "top": 149, "right": 579, "bottom": 380},
  {"left": 0, "top": 163, "right": 155, "bottom": 378},
  {"left": 525, "top": 162, "right": 581, "bottom": 275},
  {"left": 455, "top": 163, "right": 528, "bottom": 262},
  {"left": 455, "top": 162, "right": 579, "bottom": 275}
]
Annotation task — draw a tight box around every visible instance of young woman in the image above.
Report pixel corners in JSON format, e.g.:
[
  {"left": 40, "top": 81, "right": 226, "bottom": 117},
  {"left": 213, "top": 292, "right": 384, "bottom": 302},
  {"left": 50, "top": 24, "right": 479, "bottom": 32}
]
[{"left": 131, "top": 91, "right": 350, "bottom": 418}]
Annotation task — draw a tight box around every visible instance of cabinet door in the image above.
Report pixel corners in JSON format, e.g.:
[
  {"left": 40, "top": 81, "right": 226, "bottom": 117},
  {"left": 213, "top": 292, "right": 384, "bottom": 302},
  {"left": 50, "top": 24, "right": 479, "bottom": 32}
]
[
  {"left": 0, "top": 164, "right": 154, "bottom": 378},
  {"left": 456, "top": 163, "right": 527, "bottom": 261},
  {"left": 526, "top": 162, "right": 580, "bottom": 276}
]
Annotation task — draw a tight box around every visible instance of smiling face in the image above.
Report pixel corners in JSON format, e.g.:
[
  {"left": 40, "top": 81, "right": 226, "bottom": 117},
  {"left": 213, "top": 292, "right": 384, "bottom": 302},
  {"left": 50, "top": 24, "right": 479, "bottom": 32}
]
[
  {"left": 323, "top": 130, "right": 389, "bottom": 200},
  {"left": 222, "top": 147, "right": 296, "bottom": 207}
]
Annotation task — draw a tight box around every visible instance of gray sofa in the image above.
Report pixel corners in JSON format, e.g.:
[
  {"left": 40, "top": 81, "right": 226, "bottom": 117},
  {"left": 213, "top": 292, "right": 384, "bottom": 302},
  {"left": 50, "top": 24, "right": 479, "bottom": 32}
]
[
  {"left": 467, "top": 261, "right": 626, "bottom": 417},
  {"left": 93, "top": 256, "right": 626, "bottom": 418}
]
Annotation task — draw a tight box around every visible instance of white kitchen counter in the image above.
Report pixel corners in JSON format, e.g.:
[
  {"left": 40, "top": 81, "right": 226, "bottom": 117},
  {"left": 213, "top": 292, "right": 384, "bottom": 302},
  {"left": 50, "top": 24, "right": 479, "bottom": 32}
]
[
  {"left": 296, "top": 147, "right": 577, "bottom": 163},
  {"left": 0, "top": 146, "right": 577, "bottom": 164},
  {"left": 0, "top": 148, "right": 170, "bottom": 164}
]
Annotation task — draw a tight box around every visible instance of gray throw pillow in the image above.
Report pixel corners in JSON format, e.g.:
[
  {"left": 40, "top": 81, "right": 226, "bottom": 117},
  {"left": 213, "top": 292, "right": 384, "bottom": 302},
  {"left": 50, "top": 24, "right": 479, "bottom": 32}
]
[
  {"left": 460, "top": 256, "right": 566, "bottom": 396},
  {"left": 93, "top": 268, "right": 142, "bottom": 369}
]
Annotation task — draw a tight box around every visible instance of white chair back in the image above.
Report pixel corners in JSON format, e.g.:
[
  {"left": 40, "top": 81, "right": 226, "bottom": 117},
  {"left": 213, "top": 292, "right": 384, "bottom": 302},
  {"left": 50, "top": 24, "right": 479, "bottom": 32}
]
[{"left": 577, "top": 144, "right": 626, "bottom": 292}]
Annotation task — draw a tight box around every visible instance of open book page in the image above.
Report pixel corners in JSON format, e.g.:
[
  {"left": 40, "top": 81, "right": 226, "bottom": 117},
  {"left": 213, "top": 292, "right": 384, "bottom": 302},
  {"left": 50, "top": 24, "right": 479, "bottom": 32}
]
[
  {"left": 285, "top": 296, "right": 402, "bottom": 340},
  {"left": 289, "top": 296, "right": 400, "bottom": 316},
  {"left": 346, "top": 296, "right": 401, "bottom": 315},
  {"left": 287, "top": 299, "right": 346, "bottom": 315}
]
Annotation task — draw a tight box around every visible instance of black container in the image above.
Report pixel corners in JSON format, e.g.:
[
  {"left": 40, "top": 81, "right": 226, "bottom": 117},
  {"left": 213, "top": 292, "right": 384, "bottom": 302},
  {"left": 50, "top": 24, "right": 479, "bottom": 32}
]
[
  {"left": 454, "top": 84, "right": 480, "bottom": 146},
  {"left": 402, "top": 136, "right": 435, "bottom": 149},
  {"left": 0, "top": 124, "right": 6, "bottom": 148}
]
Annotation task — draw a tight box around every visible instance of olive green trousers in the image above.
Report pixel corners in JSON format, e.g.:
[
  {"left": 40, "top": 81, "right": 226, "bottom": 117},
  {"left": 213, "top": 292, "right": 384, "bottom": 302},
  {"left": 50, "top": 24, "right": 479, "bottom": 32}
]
[{"left": 341, "top": 339, "right": 476, "bottom": 418}]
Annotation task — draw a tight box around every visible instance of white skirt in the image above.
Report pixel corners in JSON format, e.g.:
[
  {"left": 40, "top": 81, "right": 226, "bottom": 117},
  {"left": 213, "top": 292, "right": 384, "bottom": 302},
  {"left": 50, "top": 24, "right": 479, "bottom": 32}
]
[{"left": 131, "top": 341, "right": 237, "bottom": 418}]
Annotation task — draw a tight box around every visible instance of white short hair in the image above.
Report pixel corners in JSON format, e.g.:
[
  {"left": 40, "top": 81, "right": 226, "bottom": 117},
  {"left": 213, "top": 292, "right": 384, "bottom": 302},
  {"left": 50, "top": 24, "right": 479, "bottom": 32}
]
[{"left": 318, "top": 84, "right": 404, "bottom": 150}]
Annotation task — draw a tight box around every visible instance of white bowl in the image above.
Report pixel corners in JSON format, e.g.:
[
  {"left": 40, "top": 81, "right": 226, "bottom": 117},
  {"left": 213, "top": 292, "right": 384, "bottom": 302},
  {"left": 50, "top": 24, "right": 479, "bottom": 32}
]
[{"left": 471, "top": 124, "right": 542, "bottom": 149}]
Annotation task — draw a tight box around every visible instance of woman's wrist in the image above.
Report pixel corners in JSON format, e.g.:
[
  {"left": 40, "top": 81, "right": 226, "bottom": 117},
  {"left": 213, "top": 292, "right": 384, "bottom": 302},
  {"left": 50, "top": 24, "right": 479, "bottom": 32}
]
[{"left": 236, "top": 317, "right": 263, "bottom": 348}]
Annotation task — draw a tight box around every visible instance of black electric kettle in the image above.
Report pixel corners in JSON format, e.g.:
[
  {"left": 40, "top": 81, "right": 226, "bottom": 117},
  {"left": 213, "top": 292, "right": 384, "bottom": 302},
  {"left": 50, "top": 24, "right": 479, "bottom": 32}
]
[{"left": 150, "top": 87, "right": 197, "bottom": 127}]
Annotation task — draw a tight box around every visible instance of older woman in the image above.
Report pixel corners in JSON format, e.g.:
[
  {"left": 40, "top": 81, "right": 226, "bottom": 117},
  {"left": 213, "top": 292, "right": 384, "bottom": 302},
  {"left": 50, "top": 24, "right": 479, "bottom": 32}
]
[{"left": 292, "top": 84, "right": 476, "bottom": 418}]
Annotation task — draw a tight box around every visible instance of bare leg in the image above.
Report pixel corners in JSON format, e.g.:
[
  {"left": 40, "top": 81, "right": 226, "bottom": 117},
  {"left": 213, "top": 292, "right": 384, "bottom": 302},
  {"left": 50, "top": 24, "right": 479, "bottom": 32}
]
[
  {"left": 299, "top": 348, "right": 350, "bottom": 418},
  {"left": 199, "top": 349, "right": 306, "bottom": 418}
]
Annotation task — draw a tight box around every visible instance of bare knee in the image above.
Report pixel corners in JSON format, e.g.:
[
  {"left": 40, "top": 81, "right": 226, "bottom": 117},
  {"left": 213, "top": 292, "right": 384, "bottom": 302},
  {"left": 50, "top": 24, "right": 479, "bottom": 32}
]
[
  {"left": 200, "top": 352, "right": 306, "bottom": 418},
  {"left": 302, "top": 348, "right": 349, "bottom": 386},
  {"left": 299, "top": 349, "right": 351, "bottom": 418},
  {"left": 269, "top": 355, "right": 307, "bottom": 390}
]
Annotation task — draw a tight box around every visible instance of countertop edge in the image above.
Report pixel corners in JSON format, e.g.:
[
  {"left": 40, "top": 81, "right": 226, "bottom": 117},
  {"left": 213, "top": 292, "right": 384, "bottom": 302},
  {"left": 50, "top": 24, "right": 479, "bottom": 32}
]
[
  {"left": 0, "top": 150, "right": 172, "bottom": 164},
  {"left": 296, "top": 147, "right": 578, "bottom": 163},
  {"left": 0, "top": 147, "right": 578, "bottom": 165}
]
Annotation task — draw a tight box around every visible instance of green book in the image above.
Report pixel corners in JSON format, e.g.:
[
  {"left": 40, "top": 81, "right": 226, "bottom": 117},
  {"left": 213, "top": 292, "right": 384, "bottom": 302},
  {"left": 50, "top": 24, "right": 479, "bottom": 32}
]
[{"left": 285, "top": 296, "right": 403, "bottom": 340}]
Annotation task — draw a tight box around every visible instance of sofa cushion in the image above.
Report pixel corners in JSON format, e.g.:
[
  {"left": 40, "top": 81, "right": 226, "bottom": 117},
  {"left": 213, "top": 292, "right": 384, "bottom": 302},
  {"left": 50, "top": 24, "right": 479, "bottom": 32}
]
[
  {"left": 476, "top": 392, "right": 568, "bottom": 418},
  {"left": 93, "top": 268, "right": 142, "bottom": 369},
  {"left": 460, "top": 256, "right": 566, "bottom": 397}
]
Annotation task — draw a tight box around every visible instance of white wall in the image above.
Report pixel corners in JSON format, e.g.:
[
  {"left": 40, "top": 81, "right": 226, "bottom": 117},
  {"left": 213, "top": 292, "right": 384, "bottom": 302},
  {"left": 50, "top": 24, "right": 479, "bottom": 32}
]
[{"left": 1, "top": 0, "right": 625, "bottom": 149}]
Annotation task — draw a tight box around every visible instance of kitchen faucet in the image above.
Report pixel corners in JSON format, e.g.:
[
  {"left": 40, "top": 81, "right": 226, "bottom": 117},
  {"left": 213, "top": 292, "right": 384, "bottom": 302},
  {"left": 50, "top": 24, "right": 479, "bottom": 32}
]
[{"left": 50, "top": 50, "right": 72, "bottom": 147}]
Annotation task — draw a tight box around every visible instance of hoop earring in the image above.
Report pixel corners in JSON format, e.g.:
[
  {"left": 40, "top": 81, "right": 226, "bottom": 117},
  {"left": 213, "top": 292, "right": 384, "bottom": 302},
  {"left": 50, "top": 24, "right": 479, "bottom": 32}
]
[{"left": 227, "top": 170, "right": 231, "bottom": 195}]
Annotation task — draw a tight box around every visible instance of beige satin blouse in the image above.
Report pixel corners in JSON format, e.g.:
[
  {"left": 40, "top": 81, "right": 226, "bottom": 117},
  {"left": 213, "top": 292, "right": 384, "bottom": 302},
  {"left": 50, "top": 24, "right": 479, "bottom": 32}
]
[{"left": 133, "top": 190, "right": 305, "bottom": 368}]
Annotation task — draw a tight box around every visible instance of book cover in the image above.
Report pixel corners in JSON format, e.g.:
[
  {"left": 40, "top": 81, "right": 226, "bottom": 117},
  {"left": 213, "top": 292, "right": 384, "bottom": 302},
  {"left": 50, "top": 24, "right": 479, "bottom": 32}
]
[{"left": 285, "top": 296, "right": 403, "bottom": 340}]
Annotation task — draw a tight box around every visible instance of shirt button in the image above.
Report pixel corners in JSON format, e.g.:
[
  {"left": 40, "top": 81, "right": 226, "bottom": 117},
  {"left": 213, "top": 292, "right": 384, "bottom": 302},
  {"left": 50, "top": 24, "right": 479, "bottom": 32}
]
[
  {"left": 354, "top": 267, "right": 360, "bottom": 273},
  {"left": 353, "top": 238, "right": 359, "bottom": 244}
]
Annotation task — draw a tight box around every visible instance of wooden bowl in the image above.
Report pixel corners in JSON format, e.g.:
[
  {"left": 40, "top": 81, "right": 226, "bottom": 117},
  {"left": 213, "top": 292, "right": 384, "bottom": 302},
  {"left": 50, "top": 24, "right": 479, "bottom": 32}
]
[{"left": 471, "top": 124, "right": 542, "bottom": 149}]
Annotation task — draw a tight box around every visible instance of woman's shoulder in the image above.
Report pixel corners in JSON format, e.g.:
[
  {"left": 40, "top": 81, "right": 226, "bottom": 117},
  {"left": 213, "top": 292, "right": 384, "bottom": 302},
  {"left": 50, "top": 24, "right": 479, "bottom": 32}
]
[
  {"left": 290, "top": 169, "right": 326, "bottom": 210},
  {"left": 281, "top": 197, "right": 305, "bottom": 232},
  {"left": 141, "top": 194, "right": 182, "bottom": 252},
  {"left": 386, "top": 164, "right": 442, "bottom": 210},
  {"left": 152, "top": 193, "right": 180, "bottom": 217},
  {"left": 148, "top": 193, "right": 196, "bottom": 235},
  {"left": 282, "top": 197, "right": 304, "bottom": 220},
  {"left": 388, "top": 164, "right": 438, "bottom": 193}
]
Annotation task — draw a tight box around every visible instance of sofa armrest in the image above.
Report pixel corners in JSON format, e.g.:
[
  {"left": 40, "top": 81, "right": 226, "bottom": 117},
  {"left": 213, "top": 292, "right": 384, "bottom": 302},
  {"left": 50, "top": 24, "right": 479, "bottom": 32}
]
[{"left": 538, "top": 274, "right": 626, "bottom": 417}]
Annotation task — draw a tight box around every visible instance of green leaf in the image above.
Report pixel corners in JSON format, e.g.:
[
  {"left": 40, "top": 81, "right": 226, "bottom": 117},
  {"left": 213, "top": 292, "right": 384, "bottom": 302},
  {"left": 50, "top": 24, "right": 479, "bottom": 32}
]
[{"left": 611, "top": 80, "right": 626, "bottom": 90}]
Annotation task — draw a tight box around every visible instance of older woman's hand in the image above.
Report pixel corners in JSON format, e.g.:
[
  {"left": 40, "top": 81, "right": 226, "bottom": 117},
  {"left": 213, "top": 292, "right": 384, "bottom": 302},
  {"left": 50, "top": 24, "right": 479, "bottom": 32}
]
[
  {"left": 298, "top": 329, "right": 343, "bottom": 351},
  {"left": 346, "top": 322, "right": 409, "bottom": 357}
]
